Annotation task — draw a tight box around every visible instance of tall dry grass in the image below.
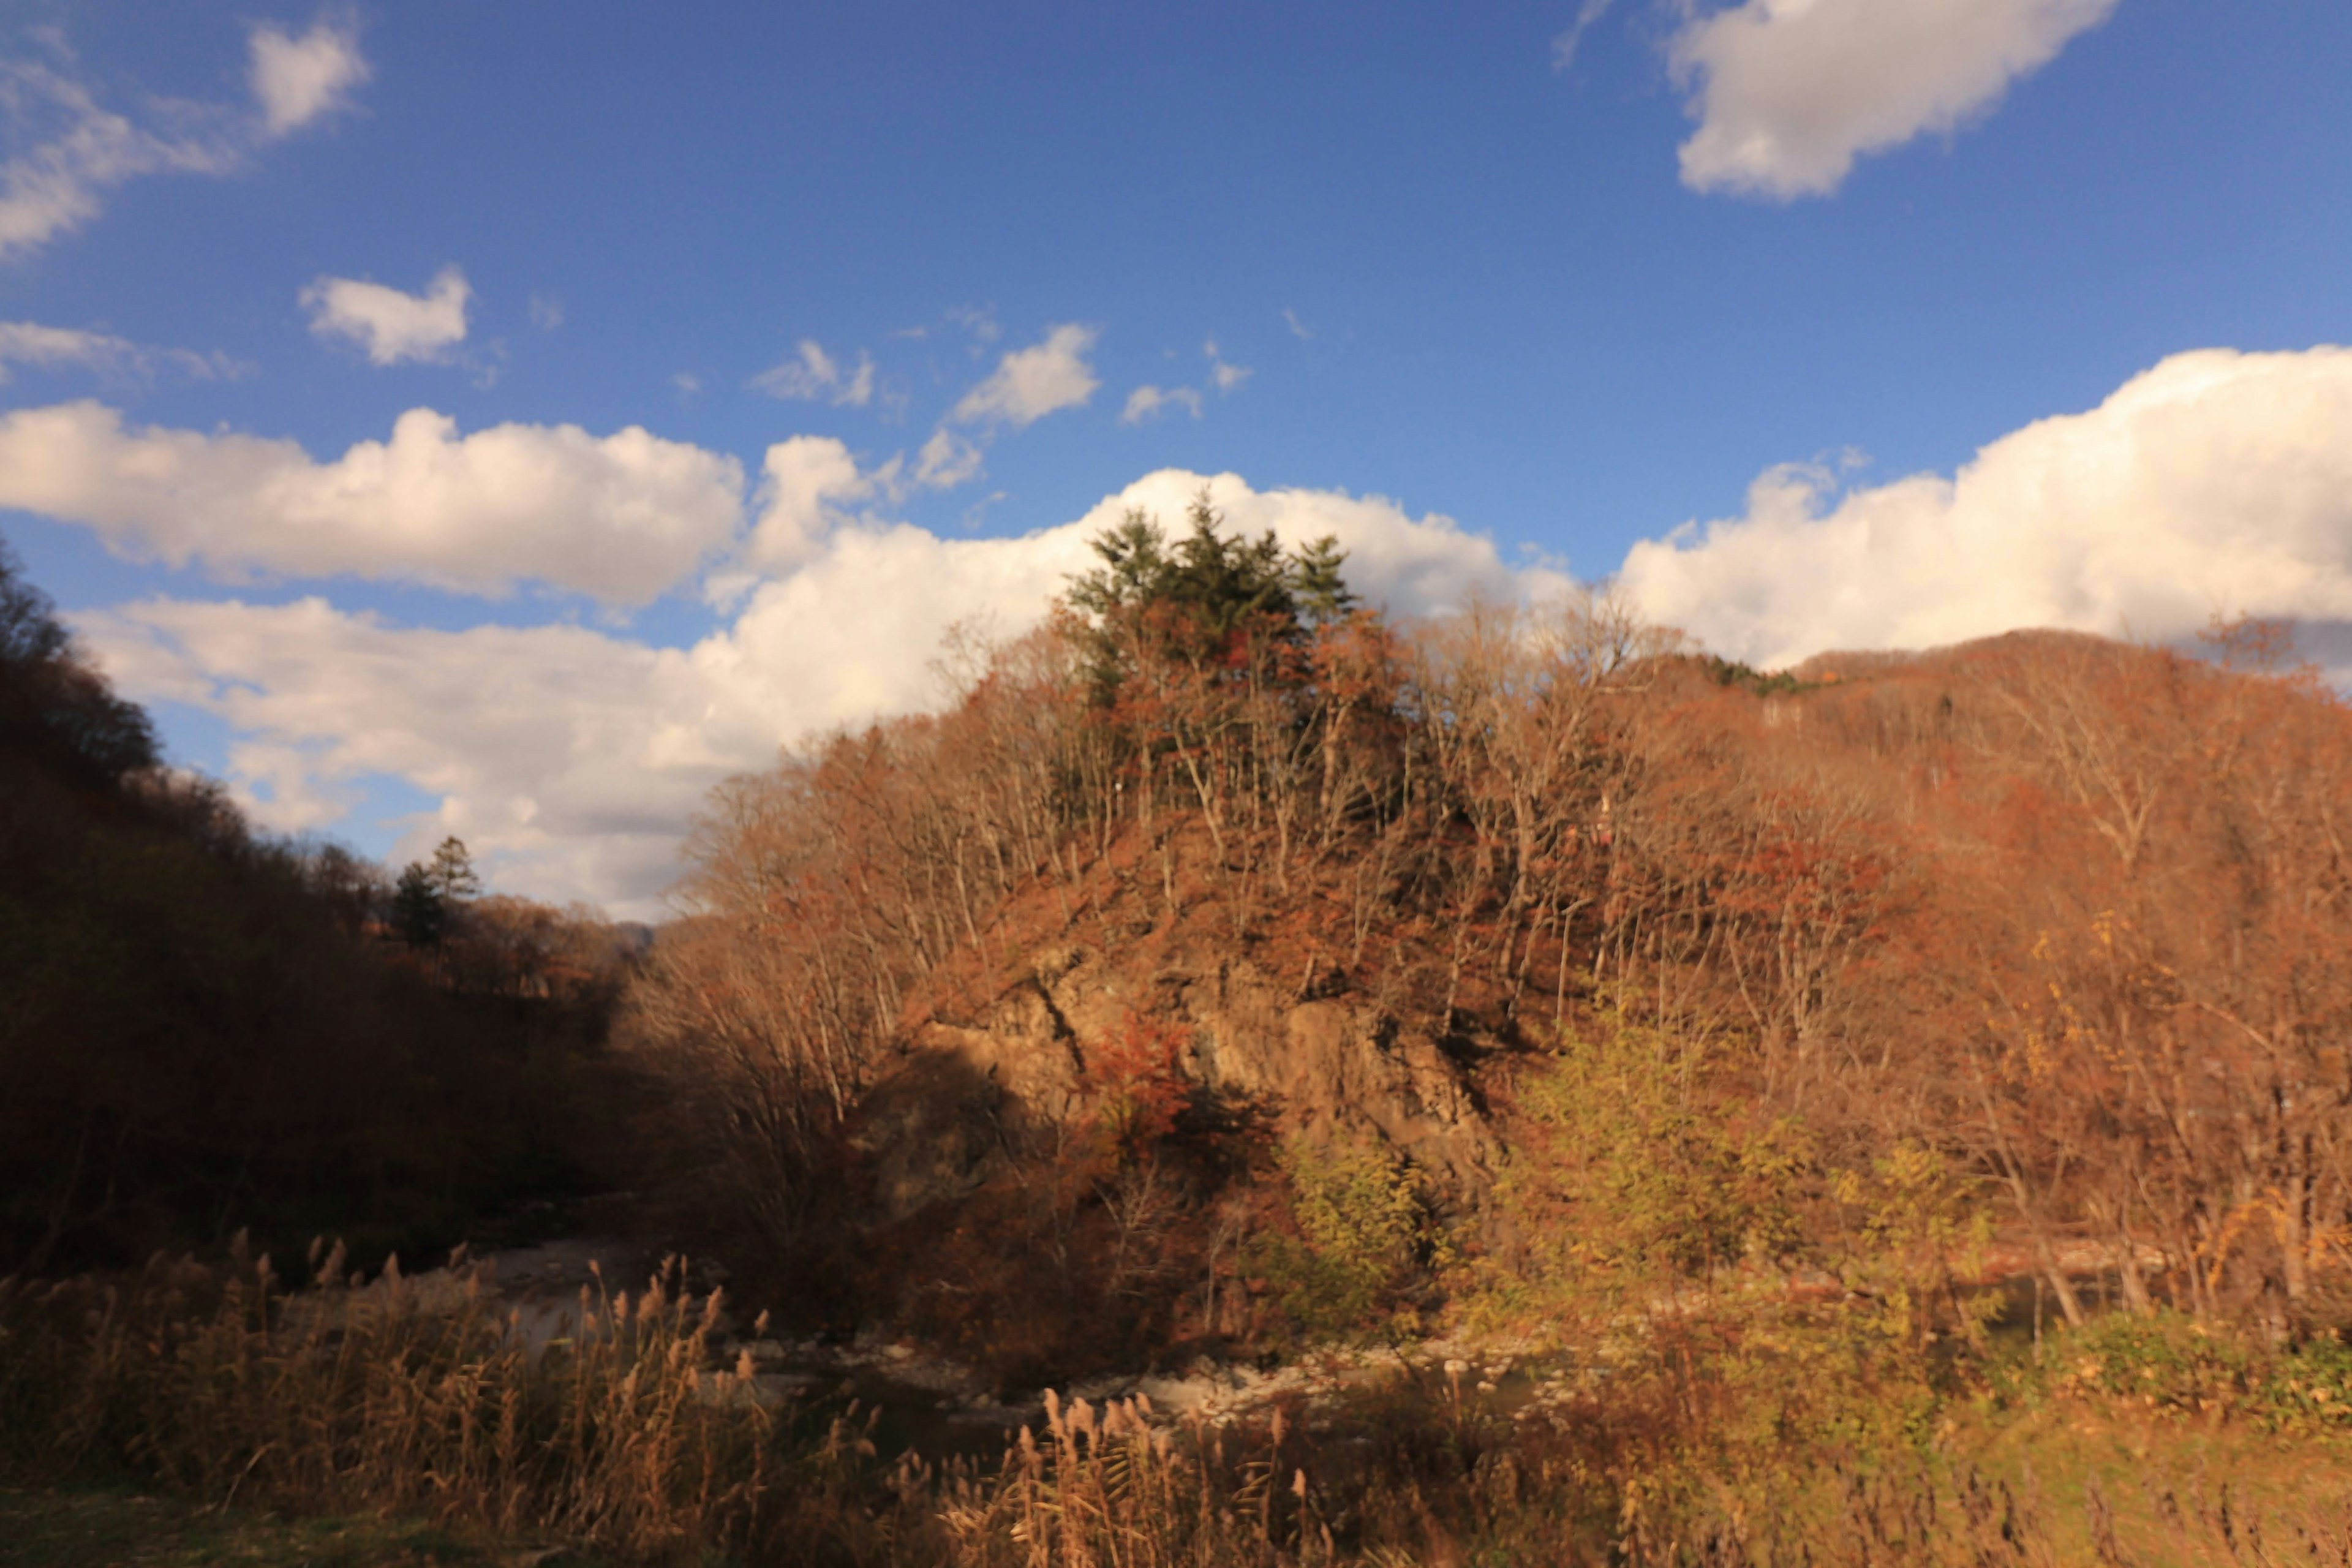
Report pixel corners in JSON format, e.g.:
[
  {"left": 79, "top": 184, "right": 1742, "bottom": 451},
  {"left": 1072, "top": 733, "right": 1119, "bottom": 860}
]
[
  {"left": 13, "top": 1247, "right": 2352, "bottom": 1566},
  {"left": 905, "top": 1389, "right": 1341, "bottom": 1567},
  {"left": 0, "top": 1240, "right": 875, "bottom": 1561}
]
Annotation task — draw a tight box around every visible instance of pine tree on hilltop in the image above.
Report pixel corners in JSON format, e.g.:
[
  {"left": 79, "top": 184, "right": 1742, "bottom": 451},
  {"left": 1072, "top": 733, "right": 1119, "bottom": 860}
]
[
  {"left": 427, "top": 835, "right": 482, "bottom": 902},
  {"left": 1066, "top": 490, "right": 1360, "bottom": 698},
  {"left": 390, "top": 862, "right": 447, "bottom": 949}
]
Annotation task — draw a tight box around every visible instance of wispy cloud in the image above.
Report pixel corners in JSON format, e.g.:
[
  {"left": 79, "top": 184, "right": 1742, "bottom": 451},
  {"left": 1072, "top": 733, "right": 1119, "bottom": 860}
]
[
  {"left": 914, "top": 427, "right": 984, "bottom": 489},
  {"left": 1551, "top": 0, "right": 1617, "bottom": 70},
  {"left": 1283, "top": 307, "right": 1313, "bottom": 341},
  {"left": 1205, "top": 337, "right": 1252, "bottom": 393},
  {"left": 946, "top": 304, "right": 1001, "bottom": 350},
  {"left": 0, "top": 61, "right": 235, "bottom": 260},
  {"left": 0, "top": 320, "right": 241, "bottom": 386},
  {"left": 750, "top": 339, "right": 876, "bottom": 407},
  {"left": 1121, "top": 384, "right": 1203, "bottom": 425},
  {"left": 0, "top": 16, "right": 369, "bottom": 262}
]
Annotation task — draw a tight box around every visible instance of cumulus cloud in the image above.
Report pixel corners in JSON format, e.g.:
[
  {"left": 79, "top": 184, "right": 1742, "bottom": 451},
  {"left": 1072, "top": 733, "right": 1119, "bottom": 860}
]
[
  {"left": 750, "top": 339, "right": 875, "bottom": 406},
  {"left": 0, "top": 401, "right": 744, "bottom": 603},
  {"left": 249, "top": 17, "right": 369, "bottom": 138},
  {"left": 1670, "top": 0, "right": 2118, "bottom": 198},
  {"left": 742, "top": 435, "right": 870, "bottom": 571},
  {"left": 1121, "top": 385, "right": 1202, "bottom": 424},
  {"left": 302, "top": 266, "right": 472, "bottom": 366},
  {"left": 951, "top": 323, "right": 1099, "bottom": 428},
  {"left": 1617, "top": 347, "right": 2352, "bottom": 670},
  {"left": 80, "top": 471, "right": 1551, "bottom": 914},
  {"left": 0, "top": 320, "right": 236, "bottom": 385}
]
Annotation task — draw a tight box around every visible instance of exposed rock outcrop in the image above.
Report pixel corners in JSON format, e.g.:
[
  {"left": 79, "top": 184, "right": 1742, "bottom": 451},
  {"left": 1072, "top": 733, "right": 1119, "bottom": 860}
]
[{"left": 854, "top": 933, "right": 1501, "bottom": 1223}]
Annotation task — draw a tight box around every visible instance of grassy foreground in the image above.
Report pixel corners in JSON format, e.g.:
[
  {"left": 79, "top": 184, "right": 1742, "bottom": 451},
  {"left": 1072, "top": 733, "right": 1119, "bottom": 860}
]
[
  {"left": 0, "top": 1488, "right": 607, "bottom": 1568},
  {"left": 10, "top": 1411, "right": 2352, "bottom": 1567},
  {"left": 14, "top": 1247, "right": 2352, "bottom": 1564}
]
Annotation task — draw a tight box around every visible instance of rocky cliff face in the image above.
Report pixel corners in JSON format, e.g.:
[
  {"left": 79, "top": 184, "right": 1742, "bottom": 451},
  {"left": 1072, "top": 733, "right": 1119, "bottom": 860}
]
[{"left": 853, "top": 932, "right": 1502, "bottom": 1226}]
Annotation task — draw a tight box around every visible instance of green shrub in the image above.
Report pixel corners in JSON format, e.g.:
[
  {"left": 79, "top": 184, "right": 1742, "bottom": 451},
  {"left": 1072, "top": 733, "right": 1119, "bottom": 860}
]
[
  {"left": 2056, "top": 1310, "right": 2255, "bottom": 1417},
  {"left": 1250, "top": 1136, "right": 1445, "bottom": 1343},
  {"left": 2054, "top": 1310, "right": 2352, "bottom": 1432}
]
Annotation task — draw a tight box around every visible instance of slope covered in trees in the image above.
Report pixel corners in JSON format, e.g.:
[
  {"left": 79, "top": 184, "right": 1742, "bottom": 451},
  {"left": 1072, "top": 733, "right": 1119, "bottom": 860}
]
[
  {"left": 0, "top": 539, "right": 638, "bottom": 1275},
  {"left": 634, "top": 497, "right": 2352, "bottom": 1372}
]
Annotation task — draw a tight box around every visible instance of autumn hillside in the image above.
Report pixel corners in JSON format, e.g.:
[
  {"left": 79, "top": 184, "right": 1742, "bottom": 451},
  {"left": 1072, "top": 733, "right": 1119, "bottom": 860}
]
[{"left": 628, "top": 500, "right": 2352, "bottom": 1376}]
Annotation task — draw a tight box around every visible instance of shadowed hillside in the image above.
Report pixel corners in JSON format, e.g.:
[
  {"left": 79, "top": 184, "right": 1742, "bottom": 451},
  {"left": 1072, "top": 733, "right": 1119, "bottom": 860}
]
[{"left": 0, "top": 538, "right": 641, "bottom": 1275}]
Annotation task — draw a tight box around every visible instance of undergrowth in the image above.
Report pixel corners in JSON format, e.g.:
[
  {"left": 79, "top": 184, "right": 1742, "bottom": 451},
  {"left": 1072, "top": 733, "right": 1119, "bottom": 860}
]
[{"left": 16, "top": 1244, "right": 2352, "bottom": 1564}]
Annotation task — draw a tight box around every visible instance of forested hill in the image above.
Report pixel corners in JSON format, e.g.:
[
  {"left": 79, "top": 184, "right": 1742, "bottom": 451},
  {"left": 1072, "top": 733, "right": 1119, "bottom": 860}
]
[
  {"left": 628, "top": 500, "right": 2352, "bottom": 1375},
  {"left": 0, "top": 541, "right": 635, "bottom": 1276}
]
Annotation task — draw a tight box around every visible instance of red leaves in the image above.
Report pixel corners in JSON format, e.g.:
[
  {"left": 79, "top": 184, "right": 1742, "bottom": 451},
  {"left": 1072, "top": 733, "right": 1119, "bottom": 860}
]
[{"left": 1084, "top": 1010, "right": 1193, "bottom": 1160}]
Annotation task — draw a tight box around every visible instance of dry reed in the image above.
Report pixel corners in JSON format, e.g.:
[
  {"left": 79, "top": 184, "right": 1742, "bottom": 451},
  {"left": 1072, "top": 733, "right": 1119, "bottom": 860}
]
[
  {"left": 0, "top": 1238, "right": 872, "bottom": 1561},
  {"left": 11, "top": 1253, "right": 2352, "bottom": 1566}
]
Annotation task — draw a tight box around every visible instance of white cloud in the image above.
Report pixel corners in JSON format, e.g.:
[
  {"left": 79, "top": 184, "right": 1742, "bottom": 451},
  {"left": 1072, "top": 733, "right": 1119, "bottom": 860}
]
[
  {"left": 913, "top": 428, "right": 984, "bottom": 489},
  {"left": 0, "top": 59, "right": 236, "bottom": 260},
  {"left": 743, "top": 435, "right": 870, "bottom": 571},
  {"left": 946, "top": 305, "right": 1001, "bottom": 347},
  {"left": 1205, "top": 337, "right": 1253, "bottom": 394},
  {"left": 0, "top": 20, "right": 366, "bottom": 260},
  {"left": 80, "top": 471, "right": 1550, "bottom": 915},
  {"left": 303, "top": 266, "right": 472, "bottom": 366},
  {"left": 85, "top": 597, "right": 741, "bottom": 911},
  {"left": 1121, "top": 340, "right": 1244, "bottom": 425},
  {"left": 529, "top": 293, "right": 564, "bottom": 331},
  {"left": 0, "top": 320, "right": 136, "bottom": 379},
  {"left": 1670, "top": 0, "right": 2118, "bottom": 199},
  {"left": 951, "top": 323, "right": 1099, "bottom": 428},
  {"left": 0, "top": 401, "right": 744, "bottom": 603},
  {"left": 1121, "top": 385, "right": 1203, "bottom": 425},
  {"left": 0, "top": 320, "right": 236, "bottom": 385},
  {"left": 1283, "top": 307, "right": 1313, "bottom": 341},
  {"left": 1617, "top": 347, "right": 2352, "bottom": 669},
  {"left": 249, "top": 17, "right": 369, "bottom": 138},
  {"left": 750, "top": 339, "right": 875, "bottom": 407},
  {"left": 1552, "top": 0, "right": 1617, "bottom": 70}
]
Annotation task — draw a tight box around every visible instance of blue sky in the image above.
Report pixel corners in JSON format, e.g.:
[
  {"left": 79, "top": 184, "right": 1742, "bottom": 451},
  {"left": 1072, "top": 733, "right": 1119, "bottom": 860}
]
[{"left": 4, "top": 0, "right": 2351, "bottom": 913}]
